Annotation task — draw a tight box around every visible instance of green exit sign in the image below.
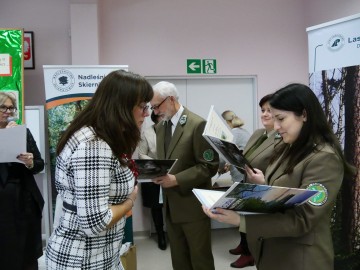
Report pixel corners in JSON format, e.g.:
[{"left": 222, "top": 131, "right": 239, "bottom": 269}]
[
  {"left": 202, "top": 59, "right": 217, "bottom": 74},
  {"left": 187, "top": 59, "right": 201, "bottom": 73},
  {"left": 187, "top": 59, "right": 217, "bottom": 74}
]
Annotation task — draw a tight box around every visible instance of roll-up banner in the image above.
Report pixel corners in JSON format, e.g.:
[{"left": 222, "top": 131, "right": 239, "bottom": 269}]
[
  {"left": 307, "top": 14, "right": 360, "bottom": 268},
  {"left": 0, "top": 29, "right": 24, "bottom": 122},
  {"left": 43, "top": 65, "right": 136, "bottom": 242}
]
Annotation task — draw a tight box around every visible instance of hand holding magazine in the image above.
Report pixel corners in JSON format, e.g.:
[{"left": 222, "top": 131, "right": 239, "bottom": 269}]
[
  {"left": 202, "top": 105, "right": 256, "bottom": 173},
  {"left": 205, "top": 135, "right": 256, "bottom": 173},
  {"left": 134, "top": 159, "right": 178, "bottom": 182},
  {"left": 193, "top": 182, "right": 319, "bottom": 214}
]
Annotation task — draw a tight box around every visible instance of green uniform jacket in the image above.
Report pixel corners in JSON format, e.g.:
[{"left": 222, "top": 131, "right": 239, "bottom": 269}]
[
  {"left": 155, "top": 107, "right": 219, "bottom": 223},
  {"left": 243, "top": 129, "right": 282, "bottom": 173},
  {"left": 245, "top": 144, "right": 343, "bottom": 270}
]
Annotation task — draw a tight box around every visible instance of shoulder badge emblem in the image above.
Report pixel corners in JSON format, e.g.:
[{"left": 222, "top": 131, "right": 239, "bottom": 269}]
[
  {"left": 179, "top": 115, "right": 187, "bottom": 125},
  {"left": 203, "top": 149, "right": 214, "bottom": 161},
  {"left": 306, "top": 183, "right": 328, "bottom": 206}
]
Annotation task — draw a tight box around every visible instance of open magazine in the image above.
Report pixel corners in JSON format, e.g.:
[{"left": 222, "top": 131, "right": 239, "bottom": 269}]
[
  {"left": 193, "top": 182, "right": 319, "bottom": 214},
  {"left": 202, "top": 105, "right": 233, "bottom": 142},
  {"left": 205, "top": 135, "right": 256, "bottom": 173},
  {"left": 203, "top": 105, "right": 255, "bottom": 173},
  {"left": 134, "top": 159, "right": 178, "bottom": 182}
]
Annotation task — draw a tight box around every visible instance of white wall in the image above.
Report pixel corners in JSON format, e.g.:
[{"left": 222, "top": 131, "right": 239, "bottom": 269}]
[
  {"left": 1, "top": 0, "right": 359, "bottom": 108},
  {"left": 70, "top": 3, "right": 99, "bottom": 65},
  {"left": 304, "top": 0, "right": 360, "bottom": 28},
  {"left": 99, "top": 0, "right": 309, "bottom": 104},
  {"left": 0, "top": 0, "right": 72, "bottom": 105}
]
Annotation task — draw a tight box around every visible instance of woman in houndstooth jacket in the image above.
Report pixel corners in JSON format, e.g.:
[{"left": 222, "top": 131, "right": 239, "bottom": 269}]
[{"left": 45, "top": 70, "right": 154, "bottom": 270}]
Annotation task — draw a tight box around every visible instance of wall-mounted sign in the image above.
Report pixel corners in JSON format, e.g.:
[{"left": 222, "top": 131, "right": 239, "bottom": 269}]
[{"left": 187, "top": 59, "right": 217, "bottom": 74}]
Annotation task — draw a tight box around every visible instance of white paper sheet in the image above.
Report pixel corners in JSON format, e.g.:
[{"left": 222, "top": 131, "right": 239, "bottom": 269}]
[{"left": 0, "top": 125, "right": 27, "bottom": 163}]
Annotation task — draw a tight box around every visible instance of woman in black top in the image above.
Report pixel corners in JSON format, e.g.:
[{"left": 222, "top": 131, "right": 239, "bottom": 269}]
[{"left": 0, "top": 91, "right": 44, "bottom": 270}]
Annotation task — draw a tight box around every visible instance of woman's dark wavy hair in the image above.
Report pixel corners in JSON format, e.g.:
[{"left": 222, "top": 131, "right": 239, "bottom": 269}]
[
  {"left": 259, "top": 93, "right": 272, "bottom": 108},
  {"left": 270, "top": 83, "right": 353, "bottom": 175},
  {"left": 56, "top": 70, "right": 153, "bottom": 165}
]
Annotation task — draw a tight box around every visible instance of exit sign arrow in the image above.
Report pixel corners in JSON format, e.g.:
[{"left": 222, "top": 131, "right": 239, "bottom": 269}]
[
  {"left": 189, "top": 62, "right": 200, "bottom": 71},
  {"left": 187, "top": 59, "right": 201, "bottom": 73}
]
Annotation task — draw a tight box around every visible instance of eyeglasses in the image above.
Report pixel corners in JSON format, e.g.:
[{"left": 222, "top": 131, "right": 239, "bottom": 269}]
[
  {"left": 138, "top": 104, "right": 150, "bottom": 113},
  {"left": 150, "top": 96, "right": 169, "bottom": 111},
  {"left": 0, "top": 105, "right": 17, "bottom": 113}
]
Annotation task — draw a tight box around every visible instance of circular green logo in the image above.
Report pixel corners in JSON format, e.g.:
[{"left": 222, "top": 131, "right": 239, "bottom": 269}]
[
  {"left": 203, "top": 149, "right": 214, "bottom": 161},
  {"left": 307, "top": 183, "right": 328, "bottom": 206}
]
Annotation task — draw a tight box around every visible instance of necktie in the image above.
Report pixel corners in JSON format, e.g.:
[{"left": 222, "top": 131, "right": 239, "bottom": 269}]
[
  {"left": 164, "top": 121, "right": 173, "bottom": 153},
  {"left": 245, "top": 134, "right": 268, "bottom": 159}
]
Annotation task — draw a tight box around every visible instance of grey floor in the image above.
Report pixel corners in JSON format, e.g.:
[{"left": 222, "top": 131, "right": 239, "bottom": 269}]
[
  {"left": 39, "top": 228, "right": 257, "bottom": 270},
  {"left": 135, "top": 228, "right": 257, "bottom": 270}
]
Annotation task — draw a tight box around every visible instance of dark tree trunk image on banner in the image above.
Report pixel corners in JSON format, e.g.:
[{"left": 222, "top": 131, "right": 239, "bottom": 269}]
[{"left": 310, "top": 65, "right": 360, "bottom": 269}]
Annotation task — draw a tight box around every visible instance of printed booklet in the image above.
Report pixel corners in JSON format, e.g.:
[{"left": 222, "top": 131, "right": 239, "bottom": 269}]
[
  {"left": 202, "top": 105, "right": 233, "bottom": 142},
  {"left": 193, "top": 182, "right": 319, "bottom": 214},
  {"left": 134, "top": 159, "right": 178, "bottom": 182},
  {"left": 203, "top": 105, "right": 255, "bottom": 173}
]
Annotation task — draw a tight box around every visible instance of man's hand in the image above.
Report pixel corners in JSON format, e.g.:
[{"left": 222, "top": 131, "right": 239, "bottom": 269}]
[{"left": 152, "top": 173, "right": 178, "bottom": 188}]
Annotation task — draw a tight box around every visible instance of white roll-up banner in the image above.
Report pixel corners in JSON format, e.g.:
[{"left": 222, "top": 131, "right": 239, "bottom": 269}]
[{"left": 307, "top": 14, "right": 360, "bottom": 267}]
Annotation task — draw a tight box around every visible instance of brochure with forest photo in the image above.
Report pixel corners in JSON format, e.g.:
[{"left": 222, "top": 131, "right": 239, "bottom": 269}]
[{"left": 193, "top": 182, "right": 319, "bottom": 214}]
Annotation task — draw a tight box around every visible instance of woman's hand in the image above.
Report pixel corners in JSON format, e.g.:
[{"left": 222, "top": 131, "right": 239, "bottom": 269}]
[
  {"left": 245, "top": 165, "right": 265, "bottom": 184},
  {"left": 6, "top": 121, "right": 17, "bottom": 128},
  {"left": 202, "top": 205, "right": 241, "bottom": 226},
  {"left": 17, "top": 152, "right": 34, "bottom": 169},
  {"left": 107, "top": 185, "right": 139, "bottom": 228},
  {"left": 218, "top": 163, "right": 230, "bottom": 174},
  {"left": 127, "top": 184, "right": 138, "bottom": 206}
]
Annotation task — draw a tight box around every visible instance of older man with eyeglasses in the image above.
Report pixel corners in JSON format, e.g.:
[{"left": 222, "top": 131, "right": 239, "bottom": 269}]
[{"left": 150, "top": 81, "right": 219, "bottom": 270}]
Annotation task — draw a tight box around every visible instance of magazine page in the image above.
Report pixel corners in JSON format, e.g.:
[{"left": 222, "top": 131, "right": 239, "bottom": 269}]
[
  {"left": 202, "top": 105, "right": 256, "bottom": 172},
  {"left": 192, "top": 189, "right": 225, "bottom": 208},
  {"left": 204, "top": 135, "right": 255, "bottom": 173},
  {"left": 213, "top": 183, "right": 318, "bottom": 213},
  {"left": 203, "top": 105, "right": 233, "bottom": 142},
  {"left": 193, "top": 182, "right": 319, "bottom": 214},
  {"left": 134, "top": 159, "right": 178, "bottom": 182}
]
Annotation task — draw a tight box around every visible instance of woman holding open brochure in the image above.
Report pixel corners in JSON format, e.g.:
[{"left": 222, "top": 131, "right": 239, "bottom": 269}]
[
  {"left": 202, "top": 83, "right": 354, "bottom": 270},
  {"left": 0, "top": 91, "right": 45, "bottom": 270},
  {"left": 227, "top": 94, "right": 281, "bottom": 268}
]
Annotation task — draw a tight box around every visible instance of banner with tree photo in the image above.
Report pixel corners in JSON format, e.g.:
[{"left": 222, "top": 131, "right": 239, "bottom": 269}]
[
  {"left": 43, "top": 65, "right": 134, "bottom": 240},
  {"left": 307, "top": 13, "right": 360, "bottom": 270}
]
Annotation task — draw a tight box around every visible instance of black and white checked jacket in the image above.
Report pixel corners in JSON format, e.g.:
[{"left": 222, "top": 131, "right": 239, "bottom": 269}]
[{"left": 46, "top": 126, "right": 135, "bottom": 270}]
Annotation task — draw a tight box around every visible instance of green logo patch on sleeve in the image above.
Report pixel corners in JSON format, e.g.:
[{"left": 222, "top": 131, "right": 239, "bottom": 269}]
[
  {"left": 307, "top": 183, "right": 328, "bottom": 206},
  {"left": 203, "top": 149, "right": 215, "bottom": 161}
]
